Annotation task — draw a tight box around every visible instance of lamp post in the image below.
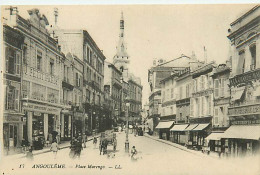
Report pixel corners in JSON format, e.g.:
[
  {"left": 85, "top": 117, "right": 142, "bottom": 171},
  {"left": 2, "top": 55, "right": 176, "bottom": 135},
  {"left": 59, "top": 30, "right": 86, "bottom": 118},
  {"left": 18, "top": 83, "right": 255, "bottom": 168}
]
[{"left": 125, "top": 99, "right": 130, "bottom": 152}]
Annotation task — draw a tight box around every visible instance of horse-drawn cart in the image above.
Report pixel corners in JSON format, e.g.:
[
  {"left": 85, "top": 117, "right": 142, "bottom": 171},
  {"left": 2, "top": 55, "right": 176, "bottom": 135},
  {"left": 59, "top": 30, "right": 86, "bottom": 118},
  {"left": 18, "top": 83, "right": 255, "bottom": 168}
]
[{"left": 99, "top": 130, "right": 117, "bottom": 155}]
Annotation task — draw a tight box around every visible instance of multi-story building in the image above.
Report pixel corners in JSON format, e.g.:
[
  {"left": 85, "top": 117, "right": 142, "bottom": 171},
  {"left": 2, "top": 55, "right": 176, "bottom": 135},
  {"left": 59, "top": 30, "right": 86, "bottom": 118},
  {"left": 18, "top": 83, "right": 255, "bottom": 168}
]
[
  {"left": 3, "top": 24, "right": 24, "bottom": 154},
  {"left": 60, "top": 53, "right": 74, "bottom": 141},
  {"left": 223, "top": 5, "right": 260, "bottom": 157},
  {"left": 55, "top": 29, "right": 106, "bottom": 133},
  {"left": 127, "top": 76, "right": 143, "bottom": 125},
  {"left": 113, "top": 12, "right": 142, "bottom": 126},
  {"left": 188, "top": 61, "right": 216, "bottom": 149},
  {"left": 4, "top": 8, "right": 65, "bottom": 148},
  {"left": 205, "top": 63, "right": 231, "bottom": 154},
  {"left": 104, "top": 61, "right": 122, "bottom": 126},
  {"left": 149, "top": 55, "right": 195, "bottom": 137}
]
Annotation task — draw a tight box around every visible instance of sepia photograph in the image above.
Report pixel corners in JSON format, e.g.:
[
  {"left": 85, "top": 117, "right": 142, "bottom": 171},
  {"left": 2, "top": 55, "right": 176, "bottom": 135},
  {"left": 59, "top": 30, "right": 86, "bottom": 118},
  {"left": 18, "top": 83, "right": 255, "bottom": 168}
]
[{"left": 0, "top": 2, "right": 260, "bottom": 175}]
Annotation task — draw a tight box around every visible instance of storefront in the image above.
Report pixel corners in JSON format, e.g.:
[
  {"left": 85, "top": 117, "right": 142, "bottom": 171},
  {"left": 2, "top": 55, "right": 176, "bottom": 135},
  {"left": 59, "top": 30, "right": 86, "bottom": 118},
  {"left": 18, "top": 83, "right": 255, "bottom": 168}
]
[
  {"left": 155, "top": 121, "right": 175, "bottom": 140},
  {"left": 60, "top": 110, "right": 72, "bottom": 141},
  {"left": 3, "top": 113, "right": 25, "bottom": 155},
  {"left": 22, "top": 102, "right": 61, "bottom": 149},
  {"left": 190, "top": 123, "right": 211, "bottom": 149},
  {"left": 221, "top": 125, "right": 260, "bottom": 157},
  {"left": 205, "top": 132, "right": 224, "bottom": 154},
  {"left": 170, "top": 124, "right": 189, "bottom": 145}
]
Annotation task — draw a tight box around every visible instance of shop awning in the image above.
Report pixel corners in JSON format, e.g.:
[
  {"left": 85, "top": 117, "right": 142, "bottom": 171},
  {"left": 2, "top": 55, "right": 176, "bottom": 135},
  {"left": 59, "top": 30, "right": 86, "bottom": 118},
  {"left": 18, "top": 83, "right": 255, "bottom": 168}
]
[
  {"left": 231, "top": 87, "right": 245, "bottom": 101},
  {"left": 170, "top": 124, "right": 189, "bottom": 131},
  {"left": 205, "top": 132, "right": 223, "bottom": 141},
  {"left": 184, "top": 124, "right": 199, "bottom": 131},
  {"left": 192, "top": 123, "right": 210, "bottom": 131},
  {"left": 155, "top": 121, "right": 175, "bottom": 129},
  {"left": 221, "top": 125, "right": 260, "bottom": 140}
]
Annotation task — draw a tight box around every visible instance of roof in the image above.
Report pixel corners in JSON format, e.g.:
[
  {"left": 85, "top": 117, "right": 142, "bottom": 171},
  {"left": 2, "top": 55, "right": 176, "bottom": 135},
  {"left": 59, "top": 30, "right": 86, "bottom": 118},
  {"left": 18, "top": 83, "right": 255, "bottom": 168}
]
[{"left": 221, "top": 125, "right": 260, "bottom": 140}]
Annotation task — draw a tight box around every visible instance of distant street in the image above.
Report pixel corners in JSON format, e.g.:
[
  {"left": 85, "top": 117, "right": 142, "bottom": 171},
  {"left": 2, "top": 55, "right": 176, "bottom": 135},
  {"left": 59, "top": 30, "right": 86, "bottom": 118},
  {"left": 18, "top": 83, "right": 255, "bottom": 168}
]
[{"left": 1, "top": 131, "right": 259, "bottom": 175}]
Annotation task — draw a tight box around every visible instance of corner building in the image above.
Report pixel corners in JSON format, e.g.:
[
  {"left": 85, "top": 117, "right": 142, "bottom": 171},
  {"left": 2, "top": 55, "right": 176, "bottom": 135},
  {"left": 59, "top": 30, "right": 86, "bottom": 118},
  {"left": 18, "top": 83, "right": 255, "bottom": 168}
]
[{"left": 223, "top": 5, "right": 260, "bottom": 157}]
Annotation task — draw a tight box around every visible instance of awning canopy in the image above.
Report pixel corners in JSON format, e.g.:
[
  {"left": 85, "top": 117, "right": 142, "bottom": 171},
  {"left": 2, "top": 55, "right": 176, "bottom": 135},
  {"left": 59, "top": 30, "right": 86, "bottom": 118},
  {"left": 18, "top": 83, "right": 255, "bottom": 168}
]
[
  {"left": 192, "top": 123, "right": 210, "bottom": 131},
  {"left": 205, "top": 132, "right": 224, "bottom": 141},
  {"left": 170, "top": 124, "right": 189, "bottom": 131},
  {"left": 231, "top": 87, "right": 245, "bottom": 101},
  {"left": 155, "top": 121, "right": 175, "bottom": 129},
  {"left": 221, "top": 125, "right": 260, "bottom": 140},
  {"left": 184, "top": 124, "right": 199, "bottom": 131}
]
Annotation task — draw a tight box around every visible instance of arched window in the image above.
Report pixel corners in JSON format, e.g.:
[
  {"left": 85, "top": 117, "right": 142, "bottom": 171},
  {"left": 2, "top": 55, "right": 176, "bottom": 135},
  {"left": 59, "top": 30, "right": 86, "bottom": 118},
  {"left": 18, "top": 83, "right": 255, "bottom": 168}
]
[{"left": 120, "top": 66, "right": 124, "bottom": 72}]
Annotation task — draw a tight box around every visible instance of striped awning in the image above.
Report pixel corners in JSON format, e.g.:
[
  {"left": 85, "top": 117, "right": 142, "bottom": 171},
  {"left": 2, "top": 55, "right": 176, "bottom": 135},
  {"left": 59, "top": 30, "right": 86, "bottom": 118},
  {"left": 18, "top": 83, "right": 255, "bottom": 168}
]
[{"left": 170, "top": 124, "right": 189, "bottom": 131}]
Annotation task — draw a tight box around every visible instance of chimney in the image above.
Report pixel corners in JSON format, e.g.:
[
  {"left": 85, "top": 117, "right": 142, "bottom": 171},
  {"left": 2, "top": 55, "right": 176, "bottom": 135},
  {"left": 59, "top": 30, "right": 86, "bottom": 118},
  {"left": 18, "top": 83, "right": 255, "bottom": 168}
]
[{"left": 54, "top": 8, "right": 58, "bottom": 26}]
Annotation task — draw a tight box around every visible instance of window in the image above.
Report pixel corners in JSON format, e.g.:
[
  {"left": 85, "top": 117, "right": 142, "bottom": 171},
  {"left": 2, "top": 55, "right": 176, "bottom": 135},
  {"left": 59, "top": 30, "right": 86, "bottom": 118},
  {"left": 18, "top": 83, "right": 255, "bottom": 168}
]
[
  {"left": 6, "top": 86, "right": 19, "bottom": 110},
  {"left": 197, "top": 98, "right": 200, "bottom": 117},
  {"left": 220, "top": 79, "right": 225, "bottom": 97},
  {"left": 5, "top": 47, "right": 21, "bottom": 75},
  {"left": 49, "top": 59, "right": 54, "bottom": 75},
  {"left": 190, "top": 98, "right": 194, "bottom": 117},
  {"left": 214, "top": 79, "right": 220, "bottom": 98},
  {"left": 208, "top": 95, "right": 212, "bottom": 115},
  {"left": 171, "top": 88, "right": 174, "bottom": 99},
  {"left": 238, "top": 50, "right": 245, "bottom": 74},
  {"left": 215, "top": 108, "right": 218, "bottom": 116},
  {"left": 201, "top": 97, "right": 205, "bottom": 116},
  {"left": 193, "top": 79, "right": 197, "bottom": 93},
  {"left": 214, "top": 117, "right": 219, "bottom": 125},
  {"left": 47, "top": 88, "right": 58, "bottom": 103},
  {"left": 36, "top": 50, "right": 42, "bottom": 71},
  {"left": 250, "top": 44, "right": 256, "bottom": 70},
  {"left": 200, "top": 76, "right": 205, "bottom": 90},
  {"left": 23, "top": 46, "right": 27, "bottom": 65},
  {"left": 166, "top": 89, "right": 170, "bottom": 100},
  {"left": 186, "top": 84, "right": 190, "bottom": 98},
  {"left": 179, "top": 86, "right": 183, "bottom": 99},
  {"left": 22, "top": 81, "right": 30, "bottom": 98},
  {"left": 87, "top": 47, "right": 90, "bottom": 62}
]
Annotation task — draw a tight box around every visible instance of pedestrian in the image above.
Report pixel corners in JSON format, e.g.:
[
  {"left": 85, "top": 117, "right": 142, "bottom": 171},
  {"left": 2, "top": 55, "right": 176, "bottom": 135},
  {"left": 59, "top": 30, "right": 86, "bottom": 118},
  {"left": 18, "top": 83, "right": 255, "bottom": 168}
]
[
  {"left": 93, "top": 136, "right": 97, "bottom": 148},
  {"left": 50, "top": 140, "right": 59, "bottom": 159},
  {"left": 26, "top": 148, "right": 34, "bottom": 161},
  {"left": 69, "top": 138, "right": 76, "bottom": 159},
  {"left": 131, "top": 146, "right": 137, "bottom": 159},
  {"left": 83, "top": 134, "right": 87, "bottom": 148},
  {"left": 75, "top": 139, "right": 82, "bottom": 158}
]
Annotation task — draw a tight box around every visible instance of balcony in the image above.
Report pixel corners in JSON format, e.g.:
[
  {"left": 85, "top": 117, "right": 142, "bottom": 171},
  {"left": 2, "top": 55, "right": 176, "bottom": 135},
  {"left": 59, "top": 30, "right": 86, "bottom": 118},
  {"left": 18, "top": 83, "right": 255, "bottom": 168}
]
[
  {"left": 23, "top": 65, "right": 59, "bottom": 85},
  {"left": 229, "top": 99, "right": 260, "bottom": 108},
  {"left": 229, "top": 68, "right": 260, "bottom": 87}
]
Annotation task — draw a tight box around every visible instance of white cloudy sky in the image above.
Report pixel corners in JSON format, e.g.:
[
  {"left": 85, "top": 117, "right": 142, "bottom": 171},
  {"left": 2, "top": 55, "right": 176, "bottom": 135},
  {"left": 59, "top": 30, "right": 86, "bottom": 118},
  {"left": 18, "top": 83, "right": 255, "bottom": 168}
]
[{"left": 1, "top": 4, "right": 256, "bottom": 105}]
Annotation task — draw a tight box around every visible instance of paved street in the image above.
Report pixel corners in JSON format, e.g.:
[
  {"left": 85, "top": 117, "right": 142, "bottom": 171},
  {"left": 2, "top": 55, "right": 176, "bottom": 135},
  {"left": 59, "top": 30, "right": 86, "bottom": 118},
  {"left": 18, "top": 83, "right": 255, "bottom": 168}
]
[{"left": 1, "top": 131, "right": 259, "bottom": 175}]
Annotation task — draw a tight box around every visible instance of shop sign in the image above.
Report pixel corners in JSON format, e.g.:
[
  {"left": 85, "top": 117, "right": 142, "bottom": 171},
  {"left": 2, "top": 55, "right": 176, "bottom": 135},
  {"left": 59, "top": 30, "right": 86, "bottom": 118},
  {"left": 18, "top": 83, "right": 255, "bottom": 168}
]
[
  {"left": 231, "top": 120, "right": 260, "bottom": 125},
  {"left": 4, "top": 116, "right": 21, "bottom": 122},
  {"left": 228, "top": 104, "right": 260, "bottom": 116},
  {"left": 23, "top": 103, "right": 60, "bottom": 114}
]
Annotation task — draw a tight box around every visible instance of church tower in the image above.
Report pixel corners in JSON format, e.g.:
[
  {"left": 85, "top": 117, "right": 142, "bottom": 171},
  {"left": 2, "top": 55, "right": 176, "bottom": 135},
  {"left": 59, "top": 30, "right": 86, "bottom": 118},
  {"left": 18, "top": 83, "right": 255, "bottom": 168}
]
[{"left": 113, "top": 12, "right": 130, "bottom": 78}]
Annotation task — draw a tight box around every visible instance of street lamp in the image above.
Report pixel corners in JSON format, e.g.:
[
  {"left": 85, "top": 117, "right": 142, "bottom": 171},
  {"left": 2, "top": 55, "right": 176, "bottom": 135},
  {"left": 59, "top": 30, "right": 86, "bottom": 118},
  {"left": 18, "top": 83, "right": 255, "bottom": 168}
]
[{"left": 125, "top": 98, "right": 130, "bottom": 152}]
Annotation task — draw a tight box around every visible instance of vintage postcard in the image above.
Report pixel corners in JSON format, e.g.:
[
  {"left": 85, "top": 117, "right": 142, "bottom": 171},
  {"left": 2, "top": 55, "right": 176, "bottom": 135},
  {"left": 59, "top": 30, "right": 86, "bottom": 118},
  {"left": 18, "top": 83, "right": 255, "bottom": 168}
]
[{"left": 0, "top": 3, "right": 260, "bottom": 175}]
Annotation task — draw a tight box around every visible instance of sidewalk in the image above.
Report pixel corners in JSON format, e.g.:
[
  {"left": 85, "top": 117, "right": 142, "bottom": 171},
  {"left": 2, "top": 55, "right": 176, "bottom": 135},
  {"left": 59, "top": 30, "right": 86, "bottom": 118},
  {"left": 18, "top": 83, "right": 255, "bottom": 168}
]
[
  {"left": 2, "top": 134, "right": 101, "bottom": 160},
  {"left": 144, "top": 133, "right": 220, "bottom": 159}
]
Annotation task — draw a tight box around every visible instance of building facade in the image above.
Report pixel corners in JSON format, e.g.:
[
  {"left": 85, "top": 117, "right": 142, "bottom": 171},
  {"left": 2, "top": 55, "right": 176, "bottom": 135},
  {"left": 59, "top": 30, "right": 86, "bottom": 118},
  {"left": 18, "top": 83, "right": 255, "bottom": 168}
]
[
  {"left": 3, "top": 24, "right": 24, "bottom": 154},
  {"left": 55, "top": 29, "right": 106, "bottom": 134},
  {"left": 4, "top": 8, "right": 65, "bottom": 150},
  {"left": 104, "top": 61, "right": 122, "bottom": 125},
  {"left": 189, "top": 62, "right": 216, "bottom": 149},
  {"left": 224, "top": 5, "right": 260, "bottom": 157}
]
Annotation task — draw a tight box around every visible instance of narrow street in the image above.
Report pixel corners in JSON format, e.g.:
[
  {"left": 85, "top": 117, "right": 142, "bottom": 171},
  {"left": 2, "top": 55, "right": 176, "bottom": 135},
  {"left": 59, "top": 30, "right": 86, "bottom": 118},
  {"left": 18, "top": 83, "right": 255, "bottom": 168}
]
[{"left": 1, "top": 131, "right": 259, "bottom": 175}]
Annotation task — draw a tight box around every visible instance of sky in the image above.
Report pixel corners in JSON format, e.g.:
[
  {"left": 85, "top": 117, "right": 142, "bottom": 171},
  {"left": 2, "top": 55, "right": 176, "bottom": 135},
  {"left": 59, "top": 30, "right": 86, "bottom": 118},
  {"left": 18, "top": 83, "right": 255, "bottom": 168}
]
[{"left": 1, "top": 4, "right": 257, "bottom": 106}]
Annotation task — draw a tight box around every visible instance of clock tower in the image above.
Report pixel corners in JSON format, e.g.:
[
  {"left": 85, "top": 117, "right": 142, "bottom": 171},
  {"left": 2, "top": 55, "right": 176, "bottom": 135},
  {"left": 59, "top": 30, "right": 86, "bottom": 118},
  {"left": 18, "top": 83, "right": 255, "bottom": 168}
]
[{"left": 113, "top": 12, "right": 130, "bottom": 79}]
